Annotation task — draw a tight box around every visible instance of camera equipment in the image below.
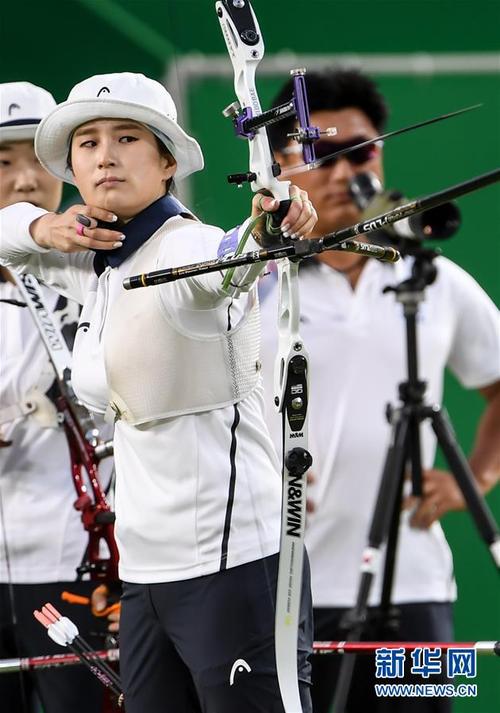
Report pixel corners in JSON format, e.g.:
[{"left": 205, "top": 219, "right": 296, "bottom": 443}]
[
  {"left": 331, "top": 245, "right": 500, "bottom": 713},
  {"left": 349, "top": 172, "right": 461, "bottom": 246}
]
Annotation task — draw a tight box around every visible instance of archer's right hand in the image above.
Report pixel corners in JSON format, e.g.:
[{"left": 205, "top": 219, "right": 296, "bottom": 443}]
[{"left": 30, "top": 205, "right": 125, "bottom": 253}]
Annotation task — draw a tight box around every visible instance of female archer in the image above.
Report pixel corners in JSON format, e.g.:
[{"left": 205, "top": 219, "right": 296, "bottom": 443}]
[{"left": 0, "top": 72, "right": 316, "bottom": 712}]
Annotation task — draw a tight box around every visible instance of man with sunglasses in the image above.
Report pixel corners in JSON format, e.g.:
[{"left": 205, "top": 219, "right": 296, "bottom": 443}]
[{"left": 259, "top": 68, "right": 500, "bottom": 712}]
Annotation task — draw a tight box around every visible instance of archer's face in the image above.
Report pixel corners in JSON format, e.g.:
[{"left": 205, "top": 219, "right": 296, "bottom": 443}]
[
  {"left": 277, "top": 108, "right": 384, "bottom": 236},
  {"left": 0, "top": 140, "right": 62, "bottom": 211},
  {"left": 70, "top": 119, "right": 176, "bottom": 222}
]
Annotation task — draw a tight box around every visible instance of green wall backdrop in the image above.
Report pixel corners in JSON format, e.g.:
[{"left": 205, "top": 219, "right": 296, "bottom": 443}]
[{"left": 1, "top": 2, "right": 499, "bottom": 711}]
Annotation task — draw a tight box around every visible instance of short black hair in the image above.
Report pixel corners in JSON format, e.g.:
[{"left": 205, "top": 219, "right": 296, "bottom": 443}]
[{"left": 267, "top": 68, "right": 389, "bottom": 153}]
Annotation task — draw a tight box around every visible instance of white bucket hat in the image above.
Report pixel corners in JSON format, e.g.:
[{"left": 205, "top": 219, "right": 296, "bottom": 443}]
[
  {"left": 35, "top": 72, "right": 204, "bottom": 184},
  {"left": 0, "top": 82, "right": 56, "bottom": 143}
]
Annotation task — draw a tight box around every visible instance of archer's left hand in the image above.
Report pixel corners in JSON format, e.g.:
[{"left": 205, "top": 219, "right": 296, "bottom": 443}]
[
  {"left": 251, "top": 184, "right": 317, "bottom": 240},
  {"left": 403, "top": 468, "right": 466, "bottom": 528}
]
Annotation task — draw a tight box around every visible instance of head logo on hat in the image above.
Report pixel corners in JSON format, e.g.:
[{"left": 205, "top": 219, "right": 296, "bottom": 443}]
[
  {"left": 35, "top": 72, "right": 204, "bottom": 185},
  {"left": 0, "top": 82, "right": 56, "bottom": 143}
]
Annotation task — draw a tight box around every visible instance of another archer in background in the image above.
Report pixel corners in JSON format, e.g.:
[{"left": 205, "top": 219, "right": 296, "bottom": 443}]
[
  {"left": 0, "top": 82, "right": 115, "bottom": 713},
  {"left": 259, "top": 67, "right": 500, "bottom": 713}
]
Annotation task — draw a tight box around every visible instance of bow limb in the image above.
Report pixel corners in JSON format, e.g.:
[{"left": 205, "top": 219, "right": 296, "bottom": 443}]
[
  {"left": 272, "top": 257, "right": 311, "bottom": 713},
  {"left": 216, "top": 0, "right": 290, "bottom": 206}
]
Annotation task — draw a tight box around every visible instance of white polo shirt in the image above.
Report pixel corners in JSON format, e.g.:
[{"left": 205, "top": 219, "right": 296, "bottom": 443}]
[
  {"left": 1, "top": 203, "right": 282, "bottom": 584},
  {"left": 259, "top": 256, "right": 500, "bottom": 607},
  {"left": 0, "top": 279, "right": 92, "bottom": 583}
]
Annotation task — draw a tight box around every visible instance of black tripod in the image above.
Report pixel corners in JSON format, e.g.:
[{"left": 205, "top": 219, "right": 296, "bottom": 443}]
[{"left": 332, "top": 247, "right": 500, "bottom": 713}]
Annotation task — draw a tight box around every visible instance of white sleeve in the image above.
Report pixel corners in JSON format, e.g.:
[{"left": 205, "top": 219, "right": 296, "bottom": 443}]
[
  {"left": 443, "top": 259, "right": 500, "bottom": 389},
  {"left": 0, "top": 202, "right": 96, "bottom": 305},
  {"left": 157, "top": 218, "right": 267, "bottom": 311}
]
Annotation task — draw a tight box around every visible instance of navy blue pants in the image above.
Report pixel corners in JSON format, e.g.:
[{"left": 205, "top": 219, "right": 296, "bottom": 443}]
[
  {"left": 120, "top": 553, "right": 313, "bottom": 712},
  {"left": 312, "top": 602, "right": 454, "bottom": 713}
]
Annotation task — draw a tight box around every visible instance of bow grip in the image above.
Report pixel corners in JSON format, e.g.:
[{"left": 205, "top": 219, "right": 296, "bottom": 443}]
[{"left": 260, "top": 198, "right": 291, "bottom": 247}]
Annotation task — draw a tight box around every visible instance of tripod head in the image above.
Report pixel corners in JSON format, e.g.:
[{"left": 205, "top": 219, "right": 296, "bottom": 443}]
[{"left": 383, "top": 244, "right": 440, "bottom": 299}]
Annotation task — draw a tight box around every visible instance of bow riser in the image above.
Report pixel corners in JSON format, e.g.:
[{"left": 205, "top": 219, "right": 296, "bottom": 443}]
[{"left": 10, "top": 272, "right": 118, "bottom": 582}]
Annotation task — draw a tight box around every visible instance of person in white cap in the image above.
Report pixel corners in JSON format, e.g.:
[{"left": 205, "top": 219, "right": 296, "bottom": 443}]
[
  {"left": 0, "top": 72, "right": 317, "bottom": 712},
  {"left": 0, "top": 82, "right": 114, "bottom": 713}
]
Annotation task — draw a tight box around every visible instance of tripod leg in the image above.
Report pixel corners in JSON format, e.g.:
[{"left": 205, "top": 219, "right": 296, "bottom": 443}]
[
  {"left": 429, "top": 405, "right": 500, "bottom": 569},
  {"left": 378, "top": 454, "right": 406, "bottom": 622},
  {"left": 408, "top": 412, "right": 423, "bottom": 497},
  {"left": 331, "top": 414, "right": 410, "bottom": 713},
  {"left": 380, "top": 412, "right": 421, "bottom": 613}
]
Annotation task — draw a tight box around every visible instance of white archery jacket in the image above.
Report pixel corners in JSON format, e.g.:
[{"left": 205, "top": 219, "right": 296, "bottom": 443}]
[{"left": 0, "top": 204, "right": 282, "bottom": 583}]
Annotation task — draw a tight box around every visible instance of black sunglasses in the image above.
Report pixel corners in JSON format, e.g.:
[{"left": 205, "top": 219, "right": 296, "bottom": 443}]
[{"left": 283, "top": 136, "right": 382, "bottom": 168}]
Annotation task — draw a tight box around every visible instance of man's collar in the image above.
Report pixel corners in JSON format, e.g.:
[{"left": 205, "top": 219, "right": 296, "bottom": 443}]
[{"left": 93, "top": 194, "right": 192, "bottom": 276}]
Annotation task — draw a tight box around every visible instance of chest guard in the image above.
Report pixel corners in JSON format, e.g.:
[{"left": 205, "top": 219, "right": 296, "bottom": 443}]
[{"left": 104, "top": 219, "right": 261, "bottom": 425}]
